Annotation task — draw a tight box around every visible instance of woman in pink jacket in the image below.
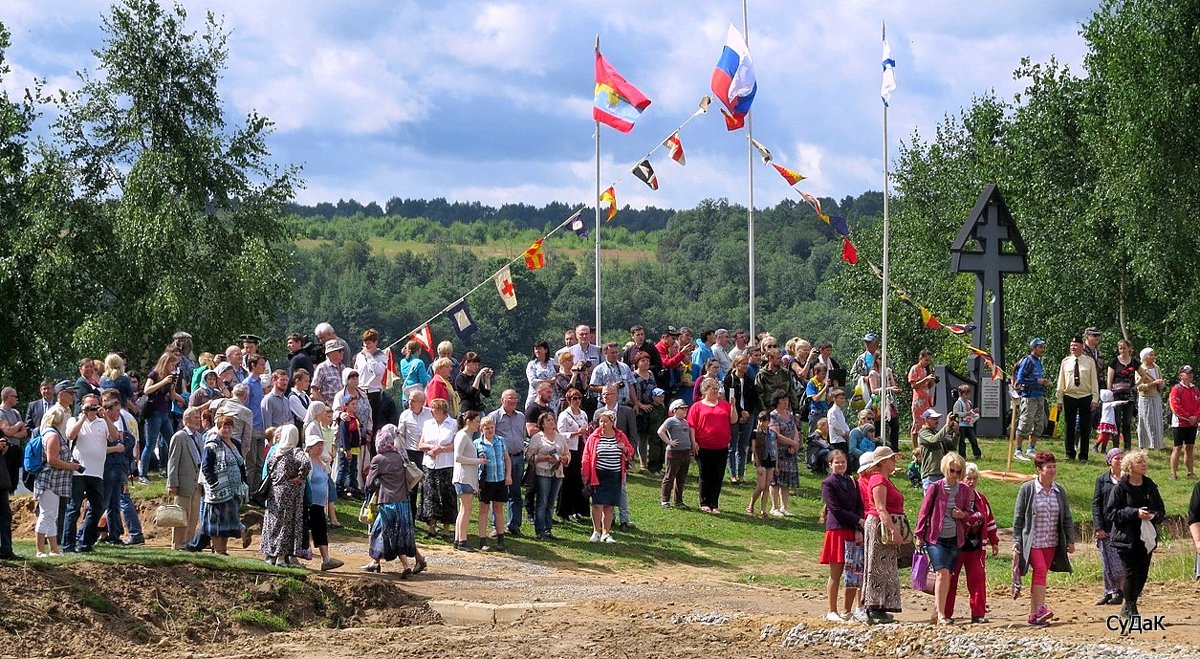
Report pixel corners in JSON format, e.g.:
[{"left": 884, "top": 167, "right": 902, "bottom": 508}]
[
  {"left": 580, "top": 410, "right": 633, "bottom": 544},
  {"left": 914, "top": 451, "right": 979, "bottom": 625}
]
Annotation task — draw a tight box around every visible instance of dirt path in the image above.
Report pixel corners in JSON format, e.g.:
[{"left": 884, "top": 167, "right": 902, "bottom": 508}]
[{"left": 8, "top": 499, "right": 1198, "bottom": 658}]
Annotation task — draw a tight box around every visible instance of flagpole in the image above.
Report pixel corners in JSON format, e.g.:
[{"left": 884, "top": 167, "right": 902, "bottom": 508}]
[
  {"left": 743, "top": 0, "right": 755, "bottom": 339},
  {"left": 880, "top": 20, "right": 891, "bottom": 453},
  {"left": 594, "top": 35, "right": 603, "bottom": 343}
]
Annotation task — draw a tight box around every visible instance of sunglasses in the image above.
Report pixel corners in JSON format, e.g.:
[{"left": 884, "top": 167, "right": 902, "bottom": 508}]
[{"left": 567, "top": 396, "right": 581, "bottom": 401}]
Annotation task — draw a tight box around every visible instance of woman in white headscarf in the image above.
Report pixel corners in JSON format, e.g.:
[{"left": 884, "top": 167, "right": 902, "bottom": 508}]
[
  {"left": 1135, "top": 348, "right": 1165, "bottom": 450},
  {"left": 259, "top": 425, "right": 311, "bottom": 567}
]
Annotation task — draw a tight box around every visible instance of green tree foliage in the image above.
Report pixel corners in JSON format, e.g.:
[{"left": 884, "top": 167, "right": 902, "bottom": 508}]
[
  {"left": 51, "top": 0, "right": 299, "bottom": 366},
  {"left": 841, "top": 0, "right": 1200, "bottom": 378}
]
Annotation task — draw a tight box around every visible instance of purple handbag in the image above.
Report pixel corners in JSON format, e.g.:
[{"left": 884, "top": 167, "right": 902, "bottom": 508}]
[{"left": 911, "top": 549, "right": 935, "bottom": 594}]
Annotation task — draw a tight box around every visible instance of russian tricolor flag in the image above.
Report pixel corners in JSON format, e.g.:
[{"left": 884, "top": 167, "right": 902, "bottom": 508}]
[{"left": 710, "top": 24, "right": 756, "bottom": 131}]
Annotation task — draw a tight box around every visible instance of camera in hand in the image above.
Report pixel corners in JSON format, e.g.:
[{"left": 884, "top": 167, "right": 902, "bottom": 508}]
[{"left": 84, "top": 406, "right": 100, "bottom": 413}]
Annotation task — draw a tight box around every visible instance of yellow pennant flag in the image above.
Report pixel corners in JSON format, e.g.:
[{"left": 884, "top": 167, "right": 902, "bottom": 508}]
[{"left": 600, "top": 186, "right": 617, "bottom": 222}]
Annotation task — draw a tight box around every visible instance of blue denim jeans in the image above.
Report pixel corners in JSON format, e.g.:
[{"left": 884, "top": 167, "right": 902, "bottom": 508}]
[
  {"left": 62, "top": 475, "right": 108, "bottom": 550},
  {"left": 337, "top": 450, "right": 359, "bottom": 494},
  {"left": 534, "top": 476, "right": 562, "bottom": 536},
  {"left": 505, "top": 454, "right": 525, "bottom": 532},
  {"left": 103, "top": 464, "right": 142, "bottom": 540},
  {"left": 142, "top": 410, "right": 173, "bottom": 477},
  {"left": 921, "top": 475, "right": 943, "bottom": 493},
  {"left": 728, "top": 420, "right": 752, "bottom": 479}
]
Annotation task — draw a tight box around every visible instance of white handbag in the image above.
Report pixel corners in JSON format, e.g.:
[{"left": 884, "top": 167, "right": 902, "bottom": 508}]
[{"left": 154, "top": 503, "right": 187, "bottom": 528}]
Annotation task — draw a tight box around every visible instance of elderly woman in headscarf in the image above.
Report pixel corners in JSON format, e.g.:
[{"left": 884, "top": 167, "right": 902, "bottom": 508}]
[
  {"left": 362, "top": 424, "right": 427, "bottom": 576},
  {"left": 1136, "top": 348, "right": 1165, "bottom": 450},
  {"left": 259, "top": 425, "right": 311, "bottom": 567}
]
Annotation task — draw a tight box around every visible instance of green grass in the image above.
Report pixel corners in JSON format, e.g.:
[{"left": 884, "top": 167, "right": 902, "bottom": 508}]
[
  {"left": 5, "top": 541, "right": 307, "bottom": 576},
  {"left": 375, "top": 435, "right": 1195, "bottom": 587},
  {"left": 230, "top": 607, "right": 290, "bottom": 632},
  {"left": 113, "top": 435, "right": 1195, "bottom": 589}
]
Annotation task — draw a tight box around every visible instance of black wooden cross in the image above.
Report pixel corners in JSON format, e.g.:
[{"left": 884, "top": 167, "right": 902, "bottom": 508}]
[{"left": 950, "top": 184, "right": 1029, "bottom": 434}]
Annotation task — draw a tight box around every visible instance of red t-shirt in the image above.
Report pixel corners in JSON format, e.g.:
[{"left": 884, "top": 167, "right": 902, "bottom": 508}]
[
  {"left": 687, "top": 400, "right": 732, "bottom": 450},
  {"left": 862, "top": 471, "right": 905, "bottom": 516}
]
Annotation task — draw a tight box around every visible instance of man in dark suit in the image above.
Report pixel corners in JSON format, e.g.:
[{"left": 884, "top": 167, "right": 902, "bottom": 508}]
[
  {"left": 592, "top": 383, "right": 638, "bottom": 532},
  {"left": 24, "top": 379, "right": 54, "bottom": 433}
]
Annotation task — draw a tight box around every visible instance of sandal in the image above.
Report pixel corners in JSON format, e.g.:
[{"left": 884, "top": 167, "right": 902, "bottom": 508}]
[
  {"left": 400, "top": 568, "right": 413, "bottom": 579},
  {"left": 413, "top": 558, "right": 428, "bottom": 575},
  {"left": 746, "top": 506, "right": 755, "bottom": 516}
]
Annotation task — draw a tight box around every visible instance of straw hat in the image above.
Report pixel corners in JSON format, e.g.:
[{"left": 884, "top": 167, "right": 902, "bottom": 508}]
[{"left": 857, "top": 446, "right": 898, "bottom": 474}]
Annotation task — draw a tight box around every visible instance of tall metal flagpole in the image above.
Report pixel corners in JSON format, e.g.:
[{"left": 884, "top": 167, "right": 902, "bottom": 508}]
[
  {"left": 743, "top": 0, "right": 755, "bottom": 339},
  {"left": 594, "top": 35, "right": 603, "bottom": 342},
  {"left": 880, "top": 21, "right": 891, "bottom": 452}
]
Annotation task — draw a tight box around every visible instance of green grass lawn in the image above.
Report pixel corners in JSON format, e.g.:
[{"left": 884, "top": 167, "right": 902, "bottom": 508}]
[
  {"left": 2, "top": 540, "right": 306, "bottom": 576},
  {"left": 108, "top": 434, "right": 1194, "bottom": 590},
  {"left": 332, "top": 435, "right": 1195, "bottom": 589}
]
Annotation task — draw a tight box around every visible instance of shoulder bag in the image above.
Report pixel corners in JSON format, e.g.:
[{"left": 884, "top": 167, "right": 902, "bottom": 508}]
[{"left": 404, "top": 460, "right": 424, "bottom": 490}]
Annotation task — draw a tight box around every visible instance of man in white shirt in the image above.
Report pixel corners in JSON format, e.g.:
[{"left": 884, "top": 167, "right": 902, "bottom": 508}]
[
  {"left": 62, "top": 393, "right": 119, "bottom": 552},
  {"left": 397, "top": 388, "right": 432, "bottom": 510}
]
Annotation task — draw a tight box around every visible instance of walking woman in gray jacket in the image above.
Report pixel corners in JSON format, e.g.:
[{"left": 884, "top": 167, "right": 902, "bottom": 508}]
[{"left": 1013, "top": 452, "right": 1076, "bottom": 627}]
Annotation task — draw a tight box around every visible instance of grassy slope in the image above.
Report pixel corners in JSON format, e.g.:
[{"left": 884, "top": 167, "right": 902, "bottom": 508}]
[{"left": 43, "top": 435, "right": 1189, "bottom": 589}]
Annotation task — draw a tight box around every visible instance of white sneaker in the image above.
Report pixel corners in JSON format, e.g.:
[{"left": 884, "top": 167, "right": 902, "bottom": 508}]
[
  {"left": 601, "top": 533, "right": 616, "bottom": 543},
  {"left": 852, "top": 608, "right": 868, "bottom": 623},
  {"left": 589, "top": 531, "right": 601, "bottom": 542},
  {"left": 825, "top": 611, "right": 845, "bottom": 623},
  {"left": 1014, "top": 450, "right": 1031, "bottom": 461},
  {"left": 35, "top": 551, "right": 49, "bottom": 558},
  {"left": 781, "top": 508, "right": 795, "bottom": 517},
  {"left": 769, "top": 509, "right": 785, "bottom": 518}
]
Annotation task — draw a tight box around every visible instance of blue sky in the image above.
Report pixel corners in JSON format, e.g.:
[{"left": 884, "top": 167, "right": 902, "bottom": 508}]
[{"left": 3, "top": 0, "right": 1097, "bottom": 210}]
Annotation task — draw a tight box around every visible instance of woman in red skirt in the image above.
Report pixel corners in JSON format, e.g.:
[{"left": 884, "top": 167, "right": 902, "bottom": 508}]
[{"left": 820, "top": 449, "right": 866, "bottom": 622}]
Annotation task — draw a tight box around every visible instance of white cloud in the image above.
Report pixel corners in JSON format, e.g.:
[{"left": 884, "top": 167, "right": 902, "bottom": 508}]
[{"left": 6, "top": 0, "right": 1097, "bottom": 210}]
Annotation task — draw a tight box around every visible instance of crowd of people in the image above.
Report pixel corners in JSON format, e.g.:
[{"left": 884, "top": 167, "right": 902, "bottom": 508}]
[{"left": 0, "top": 321, "right": 1199, "bottom": 626}]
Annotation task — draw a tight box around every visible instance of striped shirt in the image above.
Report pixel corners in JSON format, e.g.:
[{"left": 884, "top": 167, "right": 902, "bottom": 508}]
[
  {"left": 594, "top": 434, "right": 623, "bottom": 471},
  {"left": 1031, "top": 481, "right": 1061, "bottom": 548}
]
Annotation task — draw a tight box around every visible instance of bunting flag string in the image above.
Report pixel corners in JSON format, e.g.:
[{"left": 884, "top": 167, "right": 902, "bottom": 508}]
[
  {"left": 600, "top": 186, "right": 618, "bottom": 221},
  {"left": 523, "top": 238, "right": 547, "bottom": 270},
  {"left": 863, "top": 257, "right": 1009, "bottom": 380}
]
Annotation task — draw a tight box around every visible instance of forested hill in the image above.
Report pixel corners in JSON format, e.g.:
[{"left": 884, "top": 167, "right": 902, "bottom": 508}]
[
  {"left": 284, "top": 197, "right": 677, "bottom": 232},
  {"left": 278, "top": 192, "right": 883, "bottom": 395}
]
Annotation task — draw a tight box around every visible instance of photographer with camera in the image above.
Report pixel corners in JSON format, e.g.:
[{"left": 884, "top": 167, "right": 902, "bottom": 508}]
[
  {"left": 454, "top": 352, "right": 493, "bottom": 414},
  {"left": 62, "top": 393, "right": 119, "bottom": 552},
  {"left": 917, "top": 408, "right": 959, "bottom": 492},
  {"left": 591, "top": 342, "right": 636, "bottom": 406},
  {"left": 908, "top": 348, "right": 937, "bottom": 449}
]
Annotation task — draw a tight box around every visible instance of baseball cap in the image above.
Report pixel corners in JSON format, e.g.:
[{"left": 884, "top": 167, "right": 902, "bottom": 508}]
[
  {"left": 922, "top": 409, "right": 942, "bottom": 419},
  {"left": 651, "top": 388, "right": 665, "bottom": 397},
  {"left": 1181, "top": 365, "right": 1193, "bottom": 374},
  {"left": 1029, "top": 338, "right": 1046, "bottom": 349},
  {"left": 1084, "top": 327, "right": 1101, "bottom": 337},
  {"left": 304, "top": 436, "right": 324, "bottom": 449}
]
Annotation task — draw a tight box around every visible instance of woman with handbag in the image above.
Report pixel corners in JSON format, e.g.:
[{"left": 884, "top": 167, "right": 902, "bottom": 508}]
[
  {"left": 857, "top": 446, "right": 906, "bottom": 624},
  {"left": 581, "top": 409, "right": 634, "bottom": 543},
  {"left": 1105, "top": 450, "right": 1165, "bottom": 621},
  {"left": 260, "top": 425, "right": 310, "bottom": 567},
  {"left": 946, "top": 462, "right": 1000, "bottom": 623},
  {"left": 201, "top": 413, "right": 246, "bottom": 556},
  {"left": 914, "top": 451, "right": 977, "bottom": 625},
  {"left": 527, "top": 412, "right": 569, "bottom": 540},
  {"left": 362, "top": 424, "right": 427, "bottom": 576},
  {"left": 556, "top": 387, "right": 591, "bottom": 522},
  {"left": 1013, "top": 452, "right": 1076, "bottom": 627}
]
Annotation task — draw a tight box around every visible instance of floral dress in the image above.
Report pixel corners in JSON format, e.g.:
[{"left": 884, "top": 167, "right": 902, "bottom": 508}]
[
  {"left": 260, "top": 447, "right": 311, "bottom": 559},
  {"left": 771, "top": 409, "right": 800, "bottom": 488}
]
